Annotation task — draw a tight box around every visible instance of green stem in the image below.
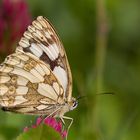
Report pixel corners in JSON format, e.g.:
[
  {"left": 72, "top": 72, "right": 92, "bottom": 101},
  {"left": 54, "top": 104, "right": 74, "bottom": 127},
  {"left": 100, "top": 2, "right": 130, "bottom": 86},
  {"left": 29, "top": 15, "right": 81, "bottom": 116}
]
[
  {"left": 92, "top": 0, "right": 109, "bottom": 139},
  {"left": 95, "top": 0, "right": 108, "bottom": 93}
]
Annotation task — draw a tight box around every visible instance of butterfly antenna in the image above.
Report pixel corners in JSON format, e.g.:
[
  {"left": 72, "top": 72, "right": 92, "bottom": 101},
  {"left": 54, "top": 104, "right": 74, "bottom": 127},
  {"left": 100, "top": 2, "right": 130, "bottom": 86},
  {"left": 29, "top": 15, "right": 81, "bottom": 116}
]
[
  {"left": 76, "top": 95, "right": 87, "bottom": 101},
  {"left": 96, "top": 92, "right": 115, "bottom": 95}
]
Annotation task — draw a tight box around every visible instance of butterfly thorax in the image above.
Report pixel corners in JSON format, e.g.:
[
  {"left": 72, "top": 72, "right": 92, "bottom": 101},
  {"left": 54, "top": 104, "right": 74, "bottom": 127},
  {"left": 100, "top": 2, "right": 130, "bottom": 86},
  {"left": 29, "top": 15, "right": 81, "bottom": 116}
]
[{"left": 56, "top": 97, "right": 78, "bottom": 117}]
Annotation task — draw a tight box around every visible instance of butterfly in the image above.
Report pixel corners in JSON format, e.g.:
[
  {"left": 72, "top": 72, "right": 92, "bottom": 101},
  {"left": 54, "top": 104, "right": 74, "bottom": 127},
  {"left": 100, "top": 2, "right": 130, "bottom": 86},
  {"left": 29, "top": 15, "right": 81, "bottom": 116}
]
[{"left": 0, "top": 16, "right": 78, "bottom": 130}]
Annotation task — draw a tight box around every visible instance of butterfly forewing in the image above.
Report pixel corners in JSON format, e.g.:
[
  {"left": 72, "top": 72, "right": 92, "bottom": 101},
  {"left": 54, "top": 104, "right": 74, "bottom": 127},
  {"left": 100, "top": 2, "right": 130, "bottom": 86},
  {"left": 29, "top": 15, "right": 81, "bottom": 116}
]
[{"left": 17, "top": 16, "right": 72, "bottom": 101}]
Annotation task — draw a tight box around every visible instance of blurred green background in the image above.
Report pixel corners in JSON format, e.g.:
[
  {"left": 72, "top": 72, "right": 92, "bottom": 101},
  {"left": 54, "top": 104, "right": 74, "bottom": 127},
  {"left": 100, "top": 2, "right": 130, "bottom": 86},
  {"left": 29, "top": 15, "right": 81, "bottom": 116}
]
[{"left": 0, "top": 0, "right": 140, "bottom": 140}]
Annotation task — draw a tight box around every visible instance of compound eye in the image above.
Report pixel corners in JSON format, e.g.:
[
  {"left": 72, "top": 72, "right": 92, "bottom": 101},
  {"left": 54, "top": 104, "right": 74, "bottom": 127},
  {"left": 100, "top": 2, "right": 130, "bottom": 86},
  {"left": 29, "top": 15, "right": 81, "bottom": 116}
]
[{"left": 72, "top": 101, "right": 78, "bottom": 109}]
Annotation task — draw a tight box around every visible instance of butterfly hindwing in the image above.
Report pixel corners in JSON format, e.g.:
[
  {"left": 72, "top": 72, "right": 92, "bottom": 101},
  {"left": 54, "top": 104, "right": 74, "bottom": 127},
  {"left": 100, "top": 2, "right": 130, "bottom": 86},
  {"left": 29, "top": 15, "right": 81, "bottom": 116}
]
[{"left": 0, "top": 51, "right": 64, "bottom": 115}]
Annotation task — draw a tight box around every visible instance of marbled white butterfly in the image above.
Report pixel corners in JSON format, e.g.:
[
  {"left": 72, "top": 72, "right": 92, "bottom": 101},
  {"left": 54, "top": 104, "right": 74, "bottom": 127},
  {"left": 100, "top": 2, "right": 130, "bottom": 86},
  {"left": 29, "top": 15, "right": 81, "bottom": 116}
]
[{"left": 0, "top": 16, "right": 78, "bottom": 130}]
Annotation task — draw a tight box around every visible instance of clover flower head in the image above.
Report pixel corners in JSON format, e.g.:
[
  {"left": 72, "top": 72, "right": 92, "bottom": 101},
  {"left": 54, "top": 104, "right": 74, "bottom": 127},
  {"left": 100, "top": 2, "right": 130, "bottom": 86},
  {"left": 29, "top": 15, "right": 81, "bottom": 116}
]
[
  {"left": 24, "top": 117, "right": 67, "bottom": 139},
  {"left": 0, "top": 0, "right": 31, "bottom": 54}
]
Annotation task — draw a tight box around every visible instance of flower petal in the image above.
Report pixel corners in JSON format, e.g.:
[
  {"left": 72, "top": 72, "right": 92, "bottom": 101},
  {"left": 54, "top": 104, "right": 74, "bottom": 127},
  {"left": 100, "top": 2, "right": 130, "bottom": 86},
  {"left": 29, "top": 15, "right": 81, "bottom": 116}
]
[
  {"left": 23, "top": 126, "right": 29, "bottom": 132},
  {"left": 36, "top": 117, "right": 42, "bottom": 125}
]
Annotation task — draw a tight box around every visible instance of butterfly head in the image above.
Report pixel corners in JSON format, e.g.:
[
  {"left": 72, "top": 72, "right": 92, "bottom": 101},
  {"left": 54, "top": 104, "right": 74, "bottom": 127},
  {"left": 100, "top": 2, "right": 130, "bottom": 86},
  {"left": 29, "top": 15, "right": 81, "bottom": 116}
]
[{"left": 69, "top": 97, "right": 78, "bottom": 111}]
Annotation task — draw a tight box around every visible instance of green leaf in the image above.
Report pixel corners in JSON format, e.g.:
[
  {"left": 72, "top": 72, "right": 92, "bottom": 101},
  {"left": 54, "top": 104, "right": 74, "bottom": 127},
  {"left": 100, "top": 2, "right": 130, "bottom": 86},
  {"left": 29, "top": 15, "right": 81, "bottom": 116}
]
[{"left": 16, "top": 124, "right": 62, "bottom": 140}]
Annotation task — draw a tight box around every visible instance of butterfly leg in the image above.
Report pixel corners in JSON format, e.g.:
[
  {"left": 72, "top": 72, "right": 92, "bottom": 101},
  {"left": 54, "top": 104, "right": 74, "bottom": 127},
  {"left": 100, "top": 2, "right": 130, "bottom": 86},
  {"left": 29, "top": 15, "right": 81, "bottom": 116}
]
[
  {"left": 44, "top": 106, "right": 62, "bottom": 120},
  {"left": 62, "top": 116, "right": 73, "bottom": 130},
  {"left": 61, "top": 116, "right": 73, "bottom": 140}
]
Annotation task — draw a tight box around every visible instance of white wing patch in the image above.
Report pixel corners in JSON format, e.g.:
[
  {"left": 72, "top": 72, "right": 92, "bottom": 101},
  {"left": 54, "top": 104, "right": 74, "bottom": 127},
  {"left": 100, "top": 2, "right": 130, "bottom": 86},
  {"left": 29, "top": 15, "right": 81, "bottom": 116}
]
[
  {"left": 13, "top": 96, "right": 27, "bottom": 106},
  {"left": 12, "top": 68, "right": 42, "bottom": 83},
  {"left": 48, "top": 44, "right": 59, "bottom": 60},
  {"left": 16, "top": 86, "right": 28, "bottom": 95},
  {"left": 0, "top": 85, "right": 9, "bottom": 95},
  {"left": 38, "top": 83, "right": 58, "bottom": 100},
  {"left": 30, "top": 43, "right": 43, "bottom": 57},
  {"left": 39, "top": 63, "right": 50, "bottom": 75},
  {"left": 17, "top": 76, "right": 28, "bottom": 86},
  {"left": 53, "top": 82, "right": 60, "bottom": 94},
  {"left": 53, "top": 66, "right": 67, "bottom": 93},
  {"left": 17, "top": 54, "right": 29, "bottom": 62},
  {"left": 0, "top": 75, "right": 11, "bottom": 83},
  {"left": 38, "top": 43, "right": 58, "bottom": 61},
  {"left": 0, "top": 65, "right": 14, "bottom": 73},
  {"left": 36, "top": 104, "right": 47, "bottom": 110},
  {"left": 30, "top": 68, "right": 44, "bottom": 82},
  {"left": 19, "top": 37, "right": 30, "bottom": 48},
  {"left": 34, "top": 64, "right": 46, "bottom": 76}
]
